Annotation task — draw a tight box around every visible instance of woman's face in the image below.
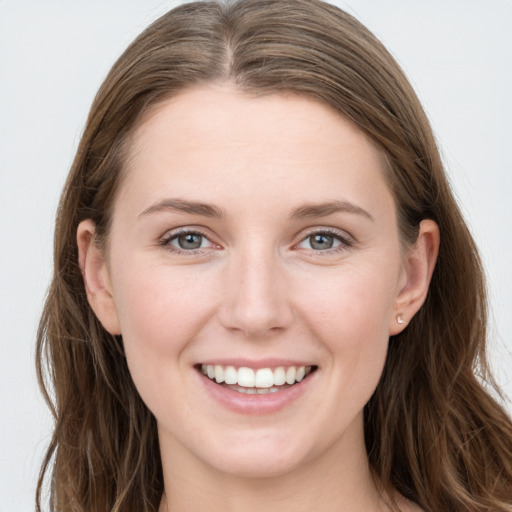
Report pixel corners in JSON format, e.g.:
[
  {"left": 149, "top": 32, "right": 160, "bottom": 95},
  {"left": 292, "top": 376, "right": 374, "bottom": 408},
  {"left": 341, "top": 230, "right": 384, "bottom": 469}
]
[{"left": 82, "top": 86, "right": 428, "bottom": 479}]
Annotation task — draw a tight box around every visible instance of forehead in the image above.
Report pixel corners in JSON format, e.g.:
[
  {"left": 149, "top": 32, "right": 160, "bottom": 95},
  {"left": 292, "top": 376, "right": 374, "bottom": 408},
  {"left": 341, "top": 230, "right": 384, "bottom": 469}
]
[
  {"left": 116, "top": 85, "right": 394, "bottom": 219},
  {"left": 130, "top": 85, "right": 382, "bottom": 159}
]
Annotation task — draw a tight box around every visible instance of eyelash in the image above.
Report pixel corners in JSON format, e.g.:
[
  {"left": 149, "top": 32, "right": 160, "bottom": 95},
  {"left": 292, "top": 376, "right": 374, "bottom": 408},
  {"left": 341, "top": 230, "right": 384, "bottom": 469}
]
[{"left": 158, "top": 227, "right": 354, "bottom": 255}]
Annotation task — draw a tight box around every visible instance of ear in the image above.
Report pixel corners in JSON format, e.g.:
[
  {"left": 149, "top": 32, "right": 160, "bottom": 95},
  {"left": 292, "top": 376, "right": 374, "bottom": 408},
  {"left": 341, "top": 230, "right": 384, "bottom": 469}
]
[
  {"left": 389, "top": 219, "right": 440, "bottom": 335},
  {"left": 77, "top": 219, "right": 121, "bottom": 335}
]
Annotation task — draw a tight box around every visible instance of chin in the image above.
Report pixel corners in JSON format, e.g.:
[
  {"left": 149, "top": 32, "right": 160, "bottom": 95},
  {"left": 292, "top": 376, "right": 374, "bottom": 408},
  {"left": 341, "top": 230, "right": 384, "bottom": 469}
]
[
  {"left": 192, "top": 430, "right": 313, "bottom": 479},
  {"left": 209, "top": 450, "right": 305, "bottom": 479}
]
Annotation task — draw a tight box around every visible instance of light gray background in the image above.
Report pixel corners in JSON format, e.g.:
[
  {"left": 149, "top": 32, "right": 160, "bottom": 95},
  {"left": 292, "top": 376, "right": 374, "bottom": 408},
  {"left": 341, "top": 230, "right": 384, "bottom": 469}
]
[{"left": 1, "top": 1, "right": 511, "bottom": 509}]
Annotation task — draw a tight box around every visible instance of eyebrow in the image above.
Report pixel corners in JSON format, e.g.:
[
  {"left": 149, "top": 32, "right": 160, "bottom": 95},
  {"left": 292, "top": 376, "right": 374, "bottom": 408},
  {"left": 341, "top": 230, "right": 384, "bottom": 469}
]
[
  {"left": 139, "top": 198, "right": 225, "bottom": 218},
  {"left": 290, "top": 200, "right": 374, "bottom": 221},
  {"left": 138, "top": 198, "right": 373, "bottom": 222}
]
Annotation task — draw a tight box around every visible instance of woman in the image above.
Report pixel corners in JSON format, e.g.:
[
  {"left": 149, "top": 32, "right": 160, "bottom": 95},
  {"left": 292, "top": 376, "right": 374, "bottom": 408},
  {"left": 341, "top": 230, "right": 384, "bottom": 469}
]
[{"left": 36, "top": 1, "right": 512, "bottom": 511}]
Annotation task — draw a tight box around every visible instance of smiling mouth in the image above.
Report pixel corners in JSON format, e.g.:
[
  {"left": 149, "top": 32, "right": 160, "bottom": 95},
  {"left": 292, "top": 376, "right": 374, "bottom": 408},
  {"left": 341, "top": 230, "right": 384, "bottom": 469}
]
[{"left": 198, "top": 364, "right": 317, "bottom": 394}]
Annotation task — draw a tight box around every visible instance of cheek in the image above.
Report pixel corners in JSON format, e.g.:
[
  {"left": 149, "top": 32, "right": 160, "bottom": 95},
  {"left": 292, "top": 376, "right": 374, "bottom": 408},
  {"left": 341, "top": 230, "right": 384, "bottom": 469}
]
[
  {"left": 110, "top": 262, "right": 220, "bottom": 421},
  {"left": 111, "top": 262, "right": 217, "bottom": 367},
  {"left": 302, "top": 263, "right": 397, "bottom": 345},
  {"left": 298, "top": 264, "right": 397, "bottom": 399}
]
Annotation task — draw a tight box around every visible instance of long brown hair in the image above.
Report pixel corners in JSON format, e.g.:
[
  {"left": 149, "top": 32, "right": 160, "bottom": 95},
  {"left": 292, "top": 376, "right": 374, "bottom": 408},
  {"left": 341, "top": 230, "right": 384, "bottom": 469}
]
[{"left": 36, "top": 1, "right": 512, "bottom": 510}]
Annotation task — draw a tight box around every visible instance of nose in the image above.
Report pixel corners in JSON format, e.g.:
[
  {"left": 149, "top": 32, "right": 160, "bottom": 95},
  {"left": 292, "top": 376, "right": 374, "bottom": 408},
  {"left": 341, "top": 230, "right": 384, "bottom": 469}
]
[{"left": 218, "top": 247, "right": 294, "bottom": 339}]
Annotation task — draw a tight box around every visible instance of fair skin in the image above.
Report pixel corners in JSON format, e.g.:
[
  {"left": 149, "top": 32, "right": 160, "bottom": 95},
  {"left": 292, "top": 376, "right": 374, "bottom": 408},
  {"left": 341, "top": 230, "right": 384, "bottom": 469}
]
[{"left": 78, "top": 86, "right": 437, "bottom": 512}]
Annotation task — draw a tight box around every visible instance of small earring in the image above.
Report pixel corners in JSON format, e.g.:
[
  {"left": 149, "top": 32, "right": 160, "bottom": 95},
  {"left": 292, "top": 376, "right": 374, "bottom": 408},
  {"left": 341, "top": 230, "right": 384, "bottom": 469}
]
[{"left": 397, "top": 314, "right": 405, "bottom": 324}]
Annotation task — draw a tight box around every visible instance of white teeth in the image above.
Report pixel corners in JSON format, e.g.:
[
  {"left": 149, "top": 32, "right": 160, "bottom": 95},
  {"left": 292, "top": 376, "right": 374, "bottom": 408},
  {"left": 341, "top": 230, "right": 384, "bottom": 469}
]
[
  {"left": 224, "top": 365, "right": 237, "bottom": 385},
  {"left": 214, "top": 365, "right": 224, "bottom": 383},
  {"left": 201, "top": 364, "right": 313, "bottom": 390},
  {"left": 285, "top": 367, "right": 296, "bottom": 385},
  {"left": 237, "top": 367, "right": 255, "bottom": 387},
  {"left": 255, "top": 368, "right": 274, "bottom": 388},
  {"left": 227, "top": 384, "right": 289, "bottom": 394},
  {"left": 273, "top": 367, "right": 286, "bottom": 386}
]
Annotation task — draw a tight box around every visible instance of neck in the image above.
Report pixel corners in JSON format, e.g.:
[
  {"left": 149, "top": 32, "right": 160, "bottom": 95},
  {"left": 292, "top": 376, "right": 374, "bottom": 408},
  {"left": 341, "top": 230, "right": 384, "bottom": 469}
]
[{"left": 158, "top": 419, "right": 388, "bottom": 512}]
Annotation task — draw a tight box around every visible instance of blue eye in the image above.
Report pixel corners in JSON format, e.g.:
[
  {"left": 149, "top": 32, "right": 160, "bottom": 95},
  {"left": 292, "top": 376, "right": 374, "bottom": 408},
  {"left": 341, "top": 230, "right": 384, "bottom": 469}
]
[
  {"left": 308, "top": 233, "right": 338, "bottom": 250},
  {"left": 163, "top": 230, "right": 215, "bottom": 252},
  {"left": 297, "top": 231, "right": 349, "bottom": 251},
  {"left": 173, "top": 233, "right": 205, "bottom": 250}
]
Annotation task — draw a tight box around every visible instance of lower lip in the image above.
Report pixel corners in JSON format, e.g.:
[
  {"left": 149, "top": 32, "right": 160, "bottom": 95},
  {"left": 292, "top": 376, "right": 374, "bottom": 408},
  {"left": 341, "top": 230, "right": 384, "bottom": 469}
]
[{"left": 198, "top": 371, "right": 315, "bottom": 415}]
